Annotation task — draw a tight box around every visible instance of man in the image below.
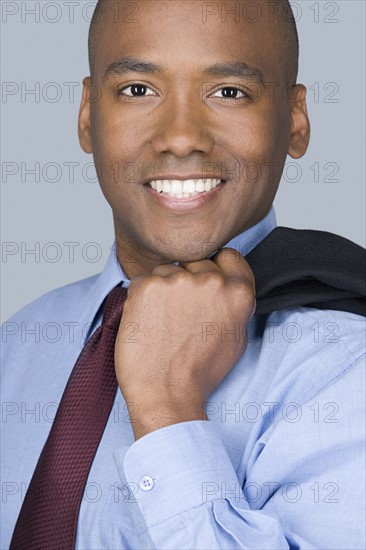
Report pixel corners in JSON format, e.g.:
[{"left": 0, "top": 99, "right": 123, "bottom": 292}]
[{"left": 1, "top": 1, "right": 365, "bottom": 549}]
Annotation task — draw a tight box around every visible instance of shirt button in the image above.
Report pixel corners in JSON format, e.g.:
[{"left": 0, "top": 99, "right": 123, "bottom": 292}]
[{"left": 139, "top": 475, "right": 155, "bottom": 491}]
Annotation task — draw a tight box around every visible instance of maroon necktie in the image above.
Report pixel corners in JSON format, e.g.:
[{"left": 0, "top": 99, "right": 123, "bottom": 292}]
[{"left": 10, "top": 285, "right": 128, "bottom": 550}]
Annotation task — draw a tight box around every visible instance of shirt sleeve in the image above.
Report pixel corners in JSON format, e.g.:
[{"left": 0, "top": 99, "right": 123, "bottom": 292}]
[{"left": 120, "top": 353, "right": 365, "bottom": 550}]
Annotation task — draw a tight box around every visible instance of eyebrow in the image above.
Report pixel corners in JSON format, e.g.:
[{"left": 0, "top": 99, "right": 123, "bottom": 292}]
[
  {"left": 205, "top": 61, "right": 265, "bottom": 84},
  {"left": 103, "top": 56, "right": 265, "bottom": 84},
  {"left": 104, "top": 57, "right": 164, "bottom": 79}
]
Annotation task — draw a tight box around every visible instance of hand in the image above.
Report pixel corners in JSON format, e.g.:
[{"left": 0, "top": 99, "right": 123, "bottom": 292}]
[{"left": 115, "top": 247, "right": 256, "bottom": 439}]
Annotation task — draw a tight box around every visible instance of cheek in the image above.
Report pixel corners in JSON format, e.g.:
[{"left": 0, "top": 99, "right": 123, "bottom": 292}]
[
  {"left": 92, "top": 97, "right": 149, "bottom": 150},
  {"left": 91, "top": 108, "right": 144, "bottom": 197},
  {"left": 231, "top": 108, "right": 290, "bottom": 179},
  {"left": 222, "top": 110, "right": 289, "bottom": 217},
  {"left": 92, "top": 114, "right": 125, "bottom": 162},
  {"left": 240, "top": 111, "right": 278, "bottom": 151}
]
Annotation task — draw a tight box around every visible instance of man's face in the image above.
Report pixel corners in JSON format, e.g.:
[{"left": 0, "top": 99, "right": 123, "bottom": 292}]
[{"left": 79, "top": 0, "right": 309, "bottom": 276}]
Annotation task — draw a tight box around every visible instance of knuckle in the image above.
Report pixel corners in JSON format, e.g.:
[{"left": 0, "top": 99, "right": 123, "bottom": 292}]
[
  {"left": 233, "top": 278, "right": 253, "bottom": 295},
  {"left": 171, "top": 270, "right": 187, "bottom": 281},
  {"left": 166, "top": 271, "right": 189, "bottom": 286},
  {"left": 151, "top": 264, "right": 169, "bottom": 276},
  {"left": 231, "top": 279, "right": 256, "bottom": 307},
  {"left": 200, "top": 271, "right": 226, "bottom": 287},
  {"left": 215, "top": 247, "right": 238, "bottom": 262},
  {"left": 145, "top": 274, "right": 162, "bottom": 288}
]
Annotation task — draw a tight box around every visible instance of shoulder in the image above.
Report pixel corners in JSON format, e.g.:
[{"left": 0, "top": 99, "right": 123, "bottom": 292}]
[
  {"left": 253, "top": 306, "right": 365, "bottom": 409},
  {"left": 2, "top": 274, "right": 100, "bottom": 325},
  {"left": 266, "top": 306, "right": 365, "bottom": 360}
]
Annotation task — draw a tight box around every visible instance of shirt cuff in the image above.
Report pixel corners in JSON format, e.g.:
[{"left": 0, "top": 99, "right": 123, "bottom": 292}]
[{"left": 122, "top": 420, "right": 247, "bottom": 527}]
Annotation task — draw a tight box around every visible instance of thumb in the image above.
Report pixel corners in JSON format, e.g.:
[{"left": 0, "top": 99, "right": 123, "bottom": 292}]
[{"left": 212, "top": 247, "right": 256, "bottom": 294}]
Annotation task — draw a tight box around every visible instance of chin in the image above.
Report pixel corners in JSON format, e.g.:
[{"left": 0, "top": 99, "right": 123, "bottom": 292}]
[{"left": 158, "top": 244, "right": 218, "bottom": 264}]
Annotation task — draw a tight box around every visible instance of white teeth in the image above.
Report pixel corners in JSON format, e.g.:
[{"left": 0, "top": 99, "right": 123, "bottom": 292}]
[
  {"left": 183, "top": 180, "right": 196, "bottom": 193},
  {"left": 195, "top": 180, "right": 205, "bottom": 192},
  {"left": 147, "top": 178, "right": 222, "bottom": 196},
  {"left": 171, "top": 180, "right": 182, "bottom": 194}
]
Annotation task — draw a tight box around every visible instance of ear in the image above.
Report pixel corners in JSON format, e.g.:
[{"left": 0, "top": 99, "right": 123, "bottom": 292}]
[
  {"left": 287, "top": 84, "right": 311, "bottom": 159},
  {"left": 78, "top": 77, "right": 93, "bottom": 154}
]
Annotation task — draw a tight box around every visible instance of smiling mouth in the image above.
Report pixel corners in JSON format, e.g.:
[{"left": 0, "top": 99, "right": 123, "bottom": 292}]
[{"left": 145, "top": 178, "right": 225, "bottom": 198}]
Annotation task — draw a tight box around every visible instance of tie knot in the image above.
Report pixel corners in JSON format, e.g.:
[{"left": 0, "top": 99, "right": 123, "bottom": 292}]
[{"left": 102, "top": 286, "right": 128, "bottom": 328}]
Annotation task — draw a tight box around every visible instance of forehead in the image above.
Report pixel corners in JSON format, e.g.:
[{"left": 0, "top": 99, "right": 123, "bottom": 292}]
[{"left": 93, "top": 0, "right": 284, "bottom": 82}]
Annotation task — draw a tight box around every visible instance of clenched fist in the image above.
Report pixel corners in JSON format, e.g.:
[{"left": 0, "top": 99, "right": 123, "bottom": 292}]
[{"left": 115, "top": 247, "right": 256, "bottom": 440}]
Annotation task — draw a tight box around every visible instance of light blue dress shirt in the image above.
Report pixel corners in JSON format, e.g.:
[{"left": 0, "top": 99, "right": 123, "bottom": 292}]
[{"left": 1, "top": 206, "right": 365, "bottom": 549}]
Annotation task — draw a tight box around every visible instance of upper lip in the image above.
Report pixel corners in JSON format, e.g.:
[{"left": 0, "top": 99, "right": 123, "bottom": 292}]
[{"left": 143, "top": 175, "right": 225, "bottom": 184}]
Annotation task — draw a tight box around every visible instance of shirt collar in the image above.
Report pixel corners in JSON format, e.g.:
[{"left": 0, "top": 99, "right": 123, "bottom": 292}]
[
  {"left": 208, "top": 205, "right": 277, "bottom": 259},
  {"left": 84, "top": 205, "right": 277, "bottom": 337}
]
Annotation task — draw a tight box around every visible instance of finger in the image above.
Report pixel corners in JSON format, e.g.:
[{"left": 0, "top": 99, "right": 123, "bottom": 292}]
[
  {"left": 126, "top": 273, "right": 145, "bottom": 293},
  {"left": 151, "top": 263, "right": 186, "bottom": 277},
  {"left": 212, "top": 247, "right": 256, "bottom": 292},
  {"left": 179, "top": 258, "right": 222, "bottom": 274}
]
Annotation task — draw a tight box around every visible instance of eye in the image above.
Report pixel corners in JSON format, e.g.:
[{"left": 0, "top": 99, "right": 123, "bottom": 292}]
[
  {"left": 211, "top": 86, "right": 248, "bottom": 100},
  {"left": 116, "top": 83, "right": 249, "bottom": 100},
  {"left": 117, "top": 84, "right": 156, "bottom": 97}
]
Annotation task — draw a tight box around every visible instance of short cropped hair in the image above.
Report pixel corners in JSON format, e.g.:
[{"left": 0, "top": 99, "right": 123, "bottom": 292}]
[{"left": 88, "top": 0, "right": 299, "bottom": 84}]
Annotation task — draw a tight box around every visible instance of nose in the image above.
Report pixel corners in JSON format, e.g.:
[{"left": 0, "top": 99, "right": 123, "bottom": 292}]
[{"left": 150, "top": 91, "right": 215, "bottom": 157}]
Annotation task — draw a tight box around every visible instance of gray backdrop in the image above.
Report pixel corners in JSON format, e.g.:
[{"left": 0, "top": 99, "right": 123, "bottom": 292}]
[{"left": 1, "top": 0, "right": 365, "bottom": 322}]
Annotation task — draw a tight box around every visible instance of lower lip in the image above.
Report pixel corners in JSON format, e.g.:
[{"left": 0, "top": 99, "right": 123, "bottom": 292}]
[{"left": 143, "top": 181, "right": 226, "bottom": 212}]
